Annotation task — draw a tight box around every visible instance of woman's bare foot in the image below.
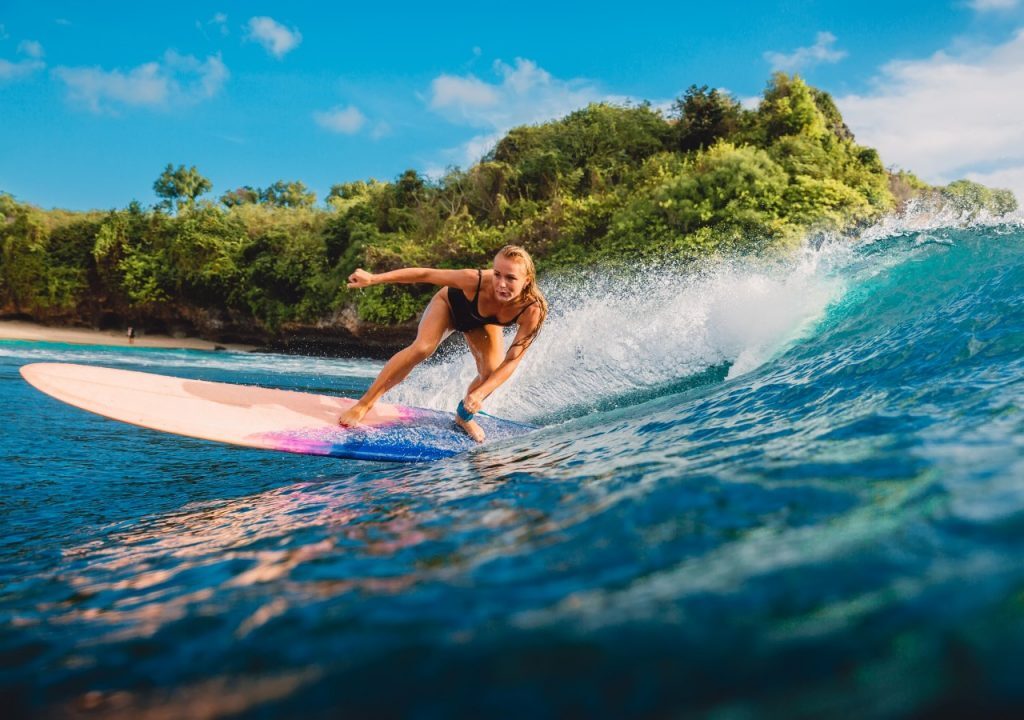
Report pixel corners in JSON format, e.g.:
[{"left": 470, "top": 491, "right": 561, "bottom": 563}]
[
  {"left": 338, "top": 402, "right": 370, "bottom": 427},
  {"left": 455, "top": 415, "right": 486, "bottom": 443}
]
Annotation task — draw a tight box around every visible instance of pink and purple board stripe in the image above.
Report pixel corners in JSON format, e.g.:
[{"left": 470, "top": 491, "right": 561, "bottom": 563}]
[{"left": 254, "top": 408, "right": 536, "bottom": 462}]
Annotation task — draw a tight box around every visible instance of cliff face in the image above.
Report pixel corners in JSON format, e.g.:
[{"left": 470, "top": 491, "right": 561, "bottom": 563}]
[
  {"left": 260, "top": 324, "right": 418, "bottom": 358},
  {"left": 249, "top": 317, "right": 418, "bottom": 358}
]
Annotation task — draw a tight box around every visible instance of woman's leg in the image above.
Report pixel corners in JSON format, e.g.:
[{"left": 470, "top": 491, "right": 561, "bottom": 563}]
[
  {"left": 339, "top": 291, "right": 453, "bottom": 426},
  {"left": 456, "top": 325, "right": 505, "bottom": 442}
]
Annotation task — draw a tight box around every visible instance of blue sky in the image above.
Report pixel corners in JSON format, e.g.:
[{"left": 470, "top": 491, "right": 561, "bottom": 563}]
[{"left": 3, "top": 0, "right": 1024, "bottom": 210}]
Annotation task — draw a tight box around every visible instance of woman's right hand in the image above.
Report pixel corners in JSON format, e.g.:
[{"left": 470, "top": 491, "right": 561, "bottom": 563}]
[{"left": 347, "top": 269, "right": 374, "bottom": 289}]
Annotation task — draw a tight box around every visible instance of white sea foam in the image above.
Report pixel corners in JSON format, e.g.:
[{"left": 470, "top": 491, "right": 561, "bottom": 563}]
[{"left": 856, "top": 197, "right": 1023, "bottom": 244}]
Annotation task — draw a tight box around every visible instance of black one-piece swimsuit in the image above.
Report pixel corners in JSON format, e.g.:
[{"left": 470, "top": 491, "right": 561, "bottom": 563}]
[{"left": 447, "top": 269, "right": 533, "bottom": 332}]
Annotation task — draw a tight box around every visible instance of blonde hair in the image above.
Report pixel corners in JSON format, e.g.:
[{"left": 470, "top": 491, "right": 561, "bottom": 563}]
[{"left": 496, "top": 244, "right": 548, "bottom": 348}]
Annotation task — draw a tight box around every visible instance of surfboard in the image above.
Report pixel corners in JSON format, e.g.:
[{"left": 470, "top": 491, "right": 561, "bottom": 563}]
[{"left": 19, "top": 363, "right": 535, "bottom": 462}]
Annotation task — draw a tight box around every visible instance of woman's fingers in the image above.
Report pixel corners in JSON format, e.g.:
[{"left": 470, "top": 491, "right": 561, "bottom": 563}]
[{"left": 347, "top": 269, "right": 369, "bottom": 288}]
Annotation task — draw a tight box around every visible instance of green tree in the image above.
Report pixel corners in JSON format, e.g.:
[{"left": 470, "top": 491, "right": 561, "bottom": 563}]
[
  {"left": 0, "top": 193, "right": 47, "bottom": 312},
  {"left": 656, "top": 143, "right": 790, "bottom": 233},
  {"left": 756, "top": 73, "right": 828, "bottom": 142},
  {"left": 166, "top": 206, "right": 243, "bottom": 304},
  {"left": 943, "top": 179, "right": 1019, "bottom": 216},
  {"left": 220, "top": 186, "right": 260, "bottom": 208},
  {"left": 326, "top": 180, "right": 385, "bottom": 209},
  {"left": 93, "top": 205, "right": 173, "bottom": 308},
  {"left": 231, "top": 212, "right": 331, "bottom": 329},
  {"left": 489, "top": 103, "right": 670, "bottom": 199},
  {"left": 392, "top": 170, "right": 426, "bottom": 207},
  {"left": 153, "top": 164, "right": 213, "bottom": 214},
  {"left": 437, "top": 162, "right": 513, "bottom": 223},
  {"left": 810, "top": 88, "right": 854, "bottom": 141},
  {"left": 670, "top": 85, "right": 744, "bottom": 153},
  {"left": 260, "top": 180, "right": 317, "bottom": 208},
  {"left": 603, "top": 144, "right": 791, "bottom": 259},
  {"left": 990, "top": 188, "right": 1018, "bottom": 214}
]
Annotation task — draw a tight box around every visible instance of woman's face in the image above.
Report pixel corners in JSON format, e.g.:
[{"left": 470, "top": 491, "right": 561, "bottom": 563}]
[{"left": 492, "top": 255, "right": 528, "bottom": 303}]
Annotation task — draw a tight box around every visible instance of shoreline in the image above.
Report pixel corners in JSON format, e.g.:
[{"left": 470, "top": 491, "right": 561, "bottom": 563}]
[{"left": 0, "top": 319, "right": 258, "bottom": 353}]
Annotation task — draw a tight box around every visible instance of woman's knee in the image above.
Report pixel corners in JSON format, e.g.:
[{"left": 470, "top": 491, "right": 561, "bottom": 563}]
[{"left": 407, "top": 340, "right": 436, "bottom": 361}]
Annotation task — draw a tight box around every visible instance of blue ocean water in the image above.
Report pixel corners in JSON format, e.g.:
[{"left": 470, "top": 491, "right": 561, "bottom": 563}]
[{"left": 3, "top": 219, "right": 1024, "bottom": 717}]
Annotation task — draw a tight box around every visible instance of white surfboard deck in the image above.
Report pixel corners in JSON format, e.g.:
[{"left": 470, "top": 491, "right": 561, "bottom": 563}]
[{"left": 20, "top": 363, "right": 534, "bottom": 462}]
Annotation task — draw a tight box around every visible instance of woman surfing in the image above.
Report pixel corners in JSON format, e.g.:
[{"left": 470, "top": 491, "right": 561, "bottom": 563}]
[{"left": 339, "top": 245, "right": 547, "bottom": 442}]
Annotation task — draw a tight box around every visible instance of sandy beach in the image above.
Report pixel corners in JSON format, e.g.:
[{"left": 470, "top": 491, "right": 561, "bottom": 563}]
[{"left": 0, "top": 319, "right": 257, "bottom": 352}]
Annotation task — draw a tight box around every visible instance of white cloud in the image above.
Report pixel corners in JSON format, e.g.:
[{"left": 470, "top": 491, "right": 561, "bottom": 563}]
[
  {"left": 54, "top": 62, "right": 167, "bottom": 109},
  {"left": 165, "top": 50, "right": 229, "bottom": 99},
  {"left": 246, "top": 16, "right": 301, "bottom": 59},
  {"left": 837, "top": 28, "right": 1024, "bottom": 201},
  {"left": 18, "top": 40, "right": 44, "bottom": 58},
  {"left": 427, "top": 57, "right": 632, "bottom": 167},
  {"left": 966, "top": 165, "right": 1024, "bottom": 194},
  {"left": 460, "top": 131, "right": 507, "bottom": 164},
  {"left": 313, "top": 105, "right": 366, "bottom": 134},
  {"left": 197, "top": 12, "right": 229, "bottom": 37},
  {"left": 422, "top": 165, "right": 447, "bottom": 182},
  {"left": 764, "top": 31, "right": 847, "bottom": 72},
  {"left": 430, "top": 74, "right": 500, "bottom": 111},
  {"left": 53, "top": 51, "right": 228, "bottom": 113},
  {"left": 495, "top": 57, "right": 551, "bottom": 94},
  {"left": 739, "top": 95, "right": 761, "bottom": 110},
  {"left": 969, "top": 0, "right": 1018, "bottom": 10},
  {"left": 0, "top": 57, "right": 45, "bottom": 81}
]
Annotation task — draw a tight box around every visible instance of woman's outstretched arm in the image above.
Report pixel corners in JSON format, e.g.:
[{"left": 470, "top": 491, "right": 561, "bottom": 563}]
[{"left": 347, "top": 267, "right": 478, "bottom": 290}]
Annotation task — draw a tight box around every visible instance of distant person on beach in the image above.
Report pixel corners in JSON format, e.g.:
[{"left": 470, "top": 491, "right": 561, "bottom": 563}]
[
  {"left": 339, "top": 245, "right": 547, "bottom": 442},
  {"left": 127, "top": 326, "right": 135, "bottom": 344}
]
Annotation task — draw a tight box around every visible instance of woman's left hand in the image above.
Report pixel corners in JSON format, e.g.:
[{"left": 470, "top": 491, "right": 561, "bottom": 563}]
[
  {"left": 462, "top": 393, "right": 483, "bottom": 414},
  {"left": 347, "top": 268, "right": 374, "bottom": 289}
]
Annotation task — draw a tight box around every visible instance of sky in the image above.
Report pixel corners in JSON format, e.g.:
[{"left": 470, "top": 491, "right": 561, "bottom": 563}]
[{"left": 3, "top": 0, "right": 1024, "bottom": 210}]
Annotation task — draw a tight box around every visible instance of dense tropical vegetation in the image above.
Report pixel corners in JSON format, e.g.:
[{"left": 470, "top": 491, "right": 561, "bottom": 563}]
[{"left": 1, "top": 74, "right": 1016, "bottom": 350}]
